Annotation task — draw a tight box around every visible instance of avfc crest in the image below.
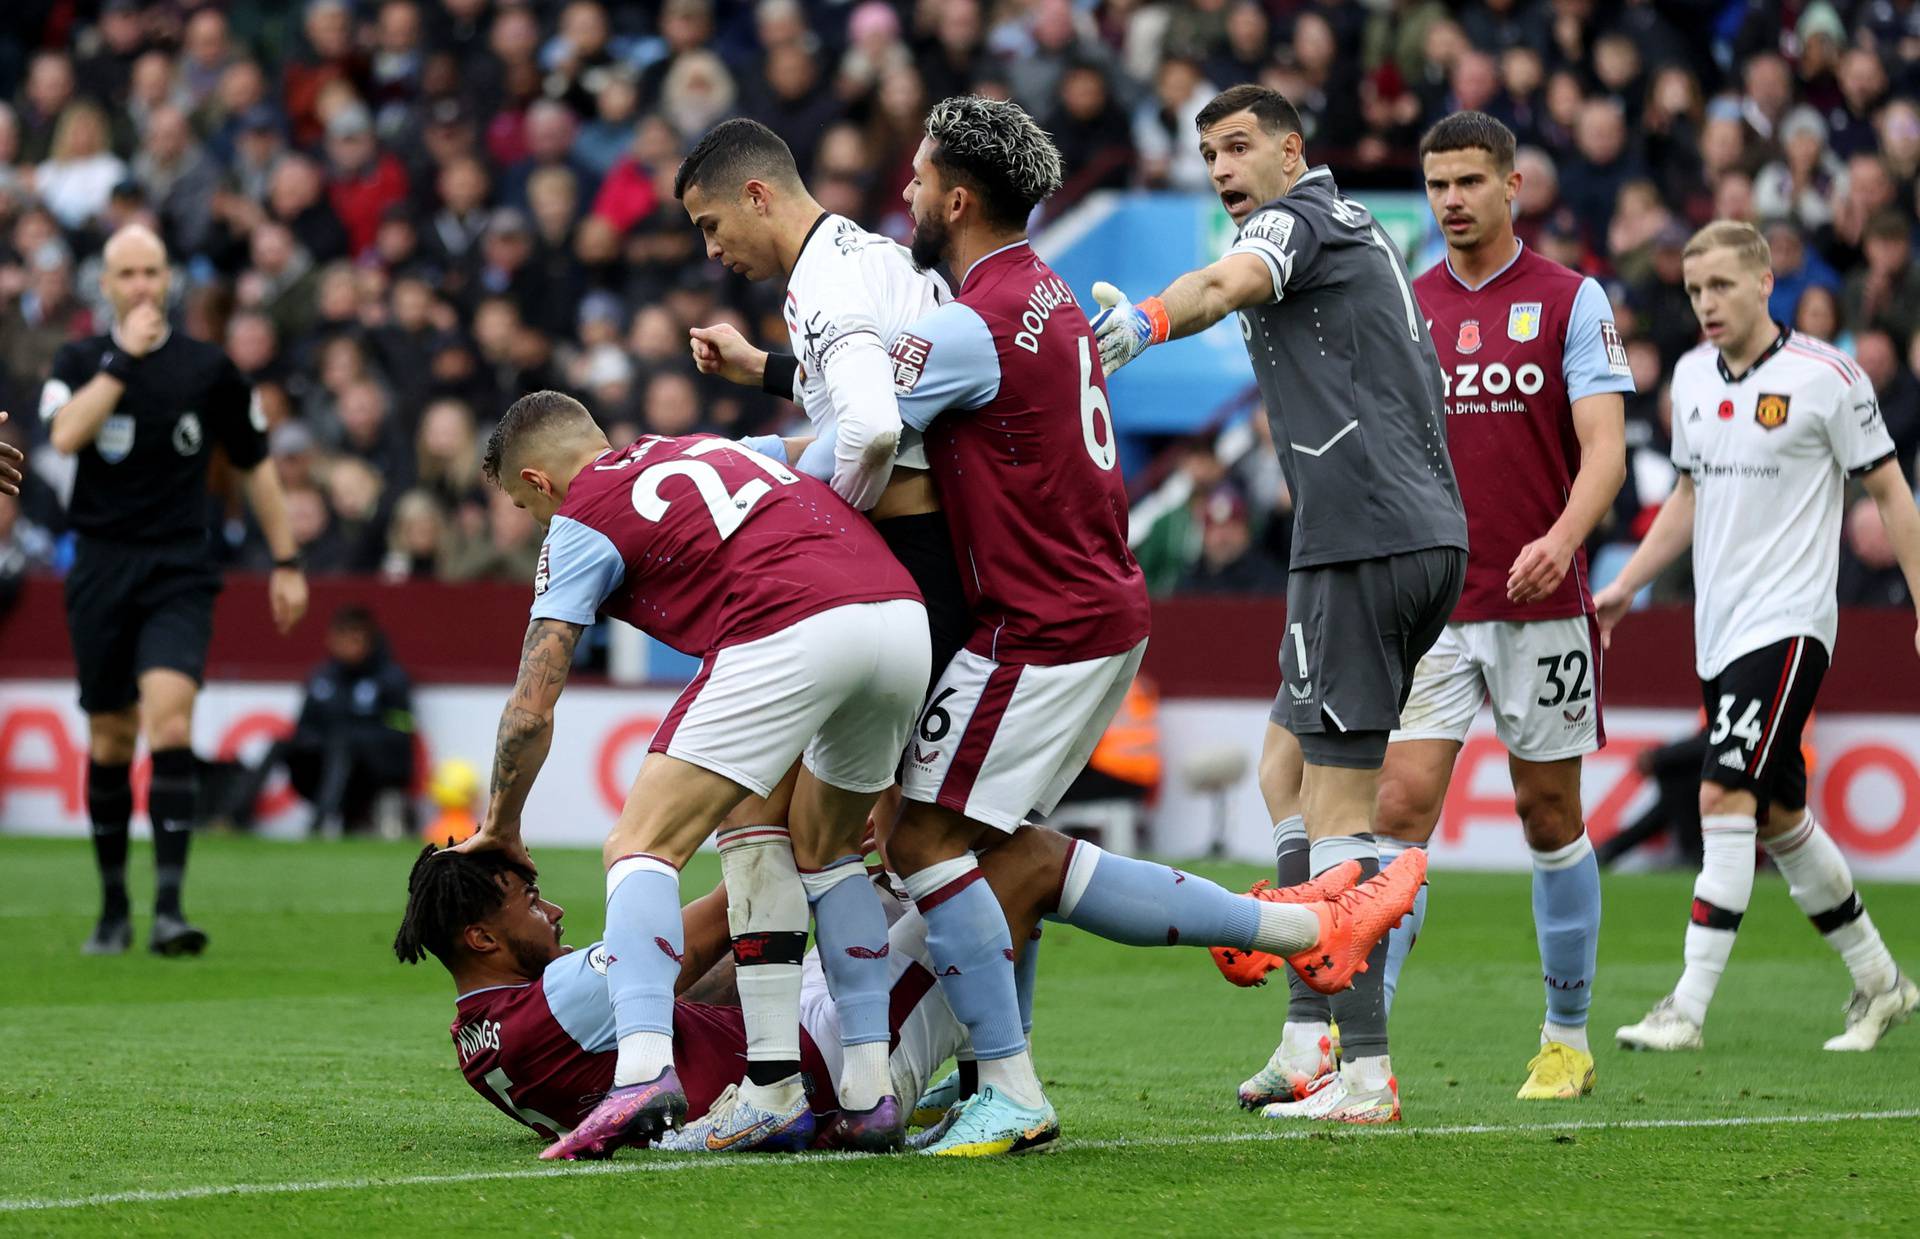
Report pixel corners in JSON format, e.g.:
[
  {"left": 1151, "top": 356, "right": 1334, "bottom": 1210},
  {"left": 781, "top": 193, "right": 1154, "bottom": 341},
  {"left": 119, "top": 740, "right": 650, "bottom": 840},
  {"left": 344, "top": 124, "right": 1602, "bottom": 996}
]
[
  {"left": 1755, "top": 393, "right": 1791, "bottom": 430},
  {"left": 1456, "top": 319, "right": 1482, "bottom": 355},
  {"left": 1507, "top": 302, "right": 1542, "bottom": 342}
]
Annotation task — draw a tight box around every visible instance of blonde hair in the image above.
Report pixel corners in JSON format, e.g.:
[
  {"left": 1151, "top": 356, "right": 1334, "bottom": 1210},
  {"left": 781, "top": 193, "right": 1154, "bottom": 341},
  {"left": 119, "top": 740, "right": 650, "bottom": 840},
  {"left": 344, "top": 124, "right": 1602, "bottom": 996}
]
[
  {"left": 49, "top": 100, "right": 110, "bottom": 162},
  {"left": 1683, "top": 220, "right": 1771, "bottom": 272}
]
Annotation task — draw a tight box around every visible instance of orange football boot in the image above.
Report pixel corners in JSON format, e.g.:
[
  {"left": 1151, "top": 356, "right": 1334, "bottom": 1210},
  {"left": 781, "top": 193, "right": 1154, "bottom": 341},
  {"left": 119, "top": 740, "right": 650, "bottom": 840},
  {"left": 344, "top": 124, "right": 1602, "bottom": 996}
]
[{"left": 1208, "top": 861, "right": 1363, "bottom": 987}]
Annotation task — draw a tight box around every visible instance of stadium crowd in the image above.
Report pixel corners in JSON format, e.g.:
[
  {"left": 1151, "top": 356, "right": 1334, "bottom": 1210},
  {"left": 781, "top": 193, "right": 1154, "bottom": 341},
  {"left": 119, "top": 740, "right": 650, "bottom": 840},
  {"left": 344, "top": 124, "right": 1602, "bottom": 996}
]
[{"left": 2, "top": 0, "right": 1919, "bottom": 606}]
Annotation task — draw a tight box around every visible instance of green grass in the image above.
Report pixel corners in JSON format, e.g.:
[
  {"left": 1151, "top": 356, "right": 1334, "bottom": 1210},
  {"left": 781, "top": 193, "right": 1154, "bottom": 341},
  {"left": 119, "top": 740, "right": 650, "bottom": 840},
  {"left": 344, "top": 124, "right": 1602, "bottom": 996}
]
[{"left": 1, "top": 835, "right": 1916, "bottom": 1236}]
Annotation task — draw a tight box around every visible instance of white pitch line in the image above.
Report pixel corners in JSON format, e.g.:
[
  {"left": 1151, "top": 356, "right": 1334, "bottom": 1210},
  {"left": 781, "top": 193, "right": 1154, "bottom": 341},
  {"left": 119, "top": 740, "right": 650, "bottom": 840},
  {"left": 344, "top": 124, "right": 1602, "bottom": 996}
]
[{"left": 4, "top": 1108, "right": 1917, "bottom": 1214}]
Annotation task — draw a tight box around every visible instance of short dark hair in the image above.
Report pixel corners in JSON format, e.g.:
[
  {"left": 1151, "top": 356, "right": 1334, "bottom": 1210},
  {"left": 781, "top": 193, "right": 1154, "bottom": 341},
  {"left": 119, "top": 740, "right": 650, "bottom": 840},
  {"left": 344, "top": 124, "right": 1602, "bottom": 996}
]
[
  {"left": 1194, "top": 84, "right": 1302, "bottom": 137},
  {"left": 393, "top": 845, "right": 536, "bottom": 966},
  {"left": 924, "top": 95, "right": 1064, "bottom": 228},
  {"left": 482, "top": 389, "right": 595, "bottom": 485},
  {"left": 673, "top": 118, "right": 802, "bottom": 201},
  {"left": 1419, "top": 111, "right": 1518, "bottom": 174},
  {"left": 329, "top": 604, "right": 377, "bottom": 636}
]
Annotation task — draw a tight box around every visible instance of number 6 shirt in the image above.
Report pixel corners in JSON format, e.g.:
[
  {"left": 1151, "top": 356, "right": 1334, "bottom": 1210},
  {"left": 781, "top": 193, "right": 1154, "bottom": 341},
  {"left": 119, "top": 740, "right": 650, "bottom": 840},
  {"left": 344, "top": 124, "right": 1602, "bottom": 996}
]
[
  {"left": 528, "top": 434, "right": 920, "bottom": 654},
  {"left": 1668, "top": 329, "right": 1896, "bottom": 678},
  {"left": 887, "top": 240, "right": 1149, "bottom": 666}
]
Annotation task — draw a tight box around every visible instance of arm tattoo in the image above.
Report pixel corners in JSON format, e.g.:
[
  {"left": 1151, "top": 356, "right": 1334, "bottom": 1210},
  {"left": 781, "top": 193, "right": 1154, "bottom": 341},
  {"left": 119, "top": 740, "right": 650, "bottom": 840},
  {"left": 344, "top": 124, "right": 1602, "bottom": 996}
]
[{"left": 487, "top": 620, "right": 583, "bottom": 820}]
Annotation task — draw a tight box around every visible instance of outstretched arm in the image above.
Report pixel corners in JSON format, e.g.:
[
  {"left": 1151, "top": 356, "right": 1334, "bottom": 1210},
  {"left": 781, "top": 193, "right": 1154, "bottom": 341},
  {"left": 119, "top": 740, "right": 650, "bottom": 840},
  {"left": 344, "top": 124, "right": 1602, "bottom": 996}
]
[
  {"left": 456, "top": 619, "right": 583, "bottom": 865},
  {"left": 1090, "top": 253, "right": 1274, "bottom": 376}
]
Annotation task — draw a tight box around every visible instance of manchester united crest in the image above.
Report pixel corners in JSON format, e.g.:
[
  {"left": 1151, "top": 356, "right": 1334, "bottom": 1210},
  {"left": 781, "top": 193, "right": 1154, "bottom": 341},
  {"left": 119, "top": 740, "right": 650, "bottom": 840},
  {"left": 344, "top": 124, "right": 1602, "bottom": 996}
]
[
  {"left": 1507, "top": 301, "right": 1542, "bottom": 342},
  {"left": 1456, "top": 319, "right": 1482, "bottom": 354},
  {"left": 1755, "top": 392, "right": 1791, "bottom": 430}
]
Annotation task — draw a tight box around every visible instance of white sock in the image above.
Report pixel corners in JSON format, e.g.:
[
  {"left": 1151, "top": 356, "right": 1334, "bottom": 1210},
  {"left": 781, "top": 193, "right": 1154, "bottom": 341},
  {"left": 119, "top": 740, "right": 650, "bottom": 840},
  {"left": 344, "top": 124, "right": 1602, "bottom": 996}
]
[
  {"left": 1768, "top": 813, "right": 1899, "bottom": 995},
  {"left": 840, "top": 1041, "right": 892, "bottom": 1112},
  {"left": 736, "top": 964, "right": 804, "bottom": 1064},
  {"left": 1343, "top": 1053, "right": 1392, "bottom": 1091},
  {"left": 1542, "top": 1020, "right": 1590, "bottom": 1054},
  {"left": 1252, "top": 901, "right": 1319, "bottom": 954},
  {"left": 977, "top": 1050, "right": 1046, "bottom": 1110},
  {"left": 1672, "top": 814, "right": 1757, "bottom": 1027},
  {"left": 739, "top": 1075, "right": 805, "bottom": 1112},
  {"left": 614, "top": 1031, "right": 674, "bottom": 1087},
  {"left": 1279, "top": 1019, "right": 1330, "bottom": 1060}
]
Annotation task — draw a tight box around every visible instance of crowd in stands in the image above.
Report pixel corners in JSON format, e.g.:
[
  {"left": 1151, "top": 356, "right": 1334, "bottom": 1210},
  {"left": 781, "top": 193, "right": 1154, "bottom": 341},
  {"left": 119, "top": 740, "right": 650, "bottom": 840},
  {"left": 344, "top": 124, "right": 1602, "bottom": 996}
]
[{"left": 2, "top": 0, "right": 1918, "bottom": 611}]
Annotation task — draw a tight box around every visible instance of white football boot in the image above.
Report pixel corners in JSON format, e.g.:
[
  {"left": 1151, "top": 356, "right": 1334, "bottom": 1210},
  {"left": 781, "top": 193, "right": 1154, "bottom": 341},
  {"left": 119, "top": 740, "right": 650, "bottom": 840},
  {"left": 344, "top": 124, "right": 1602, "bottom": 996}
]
[
  {"left": 1260, "top": 1056, "right": 1399, "bottom": 1124},
  {"left": 1238, "top": 1021, "right": 1339, "bottom": 1109},
  {"left": 1615, "top": 995, "right": 1705, "bottom": 1051},
  {"left": 1823, "top": 973, "right": 1919, "bottom": 1051}
]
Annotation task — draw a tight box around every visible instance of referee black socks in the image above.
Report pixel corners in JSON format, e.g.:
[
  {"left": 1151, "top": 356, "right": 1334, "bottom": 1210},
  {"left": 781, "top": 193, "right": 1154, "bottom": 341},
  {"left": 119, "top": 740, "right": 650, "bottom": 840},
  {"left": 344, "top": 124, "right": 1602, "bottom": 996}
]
[
  {"left": 87, "top": 759, "right": 133, "bottom": 920},
  {"left": 149, "top": 747, "right": 198, "bottom": 919}
]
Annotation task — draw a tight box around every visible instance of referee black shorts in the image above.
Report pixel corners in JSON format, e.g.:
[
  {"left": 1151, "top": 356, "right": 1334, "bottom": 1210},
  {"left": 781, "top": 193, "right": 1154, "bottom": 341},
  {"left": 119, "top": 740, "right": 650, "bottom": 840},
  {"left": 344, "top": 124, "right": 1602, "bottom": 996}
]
[
  {"left": 874, "top": 509, "right": 969, "bottom": 696},
  {"left": 64, "top": 534, "right": 221, "bottom": 714},
  {"left": 1698, "top": 635, "right": 1829, "bottom": 813},
  {"left": 1271, "top": 545, "right": 1467, "bottom": 769}
]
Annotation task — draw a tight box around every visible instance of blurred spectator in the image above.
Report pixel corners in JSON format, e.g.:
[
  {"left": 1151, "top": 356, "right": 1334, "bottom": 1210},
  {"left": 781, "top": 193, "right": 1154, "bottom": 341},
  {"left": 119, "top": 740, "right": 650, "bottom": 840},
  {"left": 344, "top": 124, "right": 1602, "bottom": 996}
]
[
  {"left": 1050, "top": 64, "right": 1134, "bottom": 212},
  {"left": 1855, "top": 330, "right": 1920, "bottom": 485},
  {"left": 16, "top": 52, "right": 78, "bottom": 164},
  {"left": 1839, "top": 496, "right": 1915, "bottom": 607},
  {"left": 1176, "top": 486, "right": 1287, "bottom": 594},
  {"left": 1794, "top": 283, "right": 1850, "bottom": 349},
  {"left": 1560, "top": 98, "right": 1642, "bottom": 248},
  {"left": 638, "top": 0, "right": 716, "bottom": 107},
  {"left": 35, "top": 102, "right": 127, "bottom": 230},
  {"left": 1766, "top": 219, "right": 1844, "bottom": 326},
  {"left": 1134, "top": 57, "right": 1215, "bottom": 190},
  {"left": 1843, "top": 211, "right": 1920, "bottom": 341},
  {"left": 1, "top": 242, "right": 88, "bottom": 385},
  {"left": 131, "top": 105, "right": 219, "bottom": 256},
  {"left": 443, "top": 485, "right": 541, "bottom": 583},
  {"left": 383, "top": 489, "right": 453, "bottom": 580},
  {"left": 1754, "top": 107, "right": 1846, "bottom": 232},
  {"left": 324, "top": 102, "right": 410, "bottom": 258}
]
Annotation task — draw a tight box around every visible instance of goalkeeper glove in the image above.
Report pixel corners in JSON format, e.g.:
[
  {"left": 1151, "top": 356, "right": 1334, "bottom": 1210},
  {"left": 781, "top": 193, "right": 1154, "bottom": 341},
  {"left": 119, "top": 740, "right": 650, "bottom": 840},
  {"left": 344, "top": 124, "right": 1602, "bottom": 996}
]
[{"left": 1089, "top": 281, "right": 1169, "bottom": 377}]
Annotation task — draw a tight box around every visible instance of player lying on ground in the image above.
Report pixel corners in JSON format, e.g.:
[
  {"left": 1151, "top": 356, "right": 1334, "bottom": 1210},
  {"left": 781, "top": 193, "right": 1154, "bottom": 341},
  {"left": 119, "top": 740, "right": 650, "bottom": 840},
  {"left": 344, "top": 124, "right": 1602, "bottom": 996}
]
[
  {"left": 1593, "top": 220, "right": 1920, "bottom": 1053},
  {"left": 396, "top": 823, "right": 1426, "bottom": 1154},
  {"left": 1215, "top": 111, "right": 1631, "bottom": 1108},
  {"left": 1090, "top": 85, "right": 1469, "bottom": 1123},
  {"left": 449, "top": 398, "right": 931, "bottom": 1157},
  {"left": 672, "top": 119, "right": 974, "bottom": 1150}
]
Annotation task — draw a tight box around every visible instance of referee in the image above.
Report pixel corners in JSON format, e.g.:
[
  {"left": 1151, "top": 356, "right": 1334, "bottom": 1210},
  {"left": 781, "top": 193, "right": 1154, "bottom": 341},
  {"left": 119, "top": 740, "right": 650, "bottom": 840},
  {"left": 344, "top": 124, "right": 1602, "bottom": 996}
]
[
  {"left": 1091, "top": 85, "right": 1467, "bottom": 1121},
  {"left": 41, "top": 224, "right": 308, "bottom": 957}
]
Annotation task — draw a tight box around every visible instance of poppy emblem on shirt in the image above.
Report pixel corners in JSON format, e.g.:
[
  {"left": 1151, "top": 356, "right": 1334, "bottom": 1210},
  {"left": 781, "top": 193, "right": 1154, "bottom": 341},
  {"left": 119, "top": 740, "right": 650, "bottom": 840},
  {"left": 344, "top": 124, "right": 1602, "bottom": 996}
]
[
  {"left": 1456, "top": 320, "right": 1482, "bottom": 354},
  {"left": 1717, "top": 400, "right": 1735, "bottom": 421},
  {"left": 1755, "top": 393, "right": 1791, "bottom": 430},
  {"left": 1507, "top": 302, "right": 1542, "bottom": 342}
]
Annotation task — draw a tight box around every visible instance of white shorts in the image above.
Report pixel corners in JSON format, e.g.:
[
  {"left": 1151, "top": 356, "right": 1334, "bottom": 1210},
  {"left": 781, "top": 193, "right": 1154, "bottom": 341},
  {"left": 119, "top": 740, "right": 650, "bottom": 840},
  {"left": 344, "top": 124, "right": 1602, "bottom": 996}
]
[
  {"left": 649, "top": 599, "right": 930, "bottom": 797},
  {"left": 1390, "top": 617, "right": 1604, "bottom": 762},
  {"left": 800, "top": 902, "right": 964, "bottom": 1108},
  {"left": 899, "top": 640, "right": 1147, "bottom": 832}
]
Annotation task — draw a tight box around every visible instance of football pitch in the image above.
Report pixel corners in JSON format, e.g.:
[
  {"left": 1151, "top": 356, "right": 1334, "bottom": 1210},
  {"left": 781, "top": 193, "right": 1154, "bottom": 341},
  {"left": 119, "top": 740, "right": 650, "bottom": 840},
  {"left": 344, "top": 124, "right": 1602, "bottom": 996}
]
[{"left": 2, "top": 835, "right": 1916, "bottom": 1236}]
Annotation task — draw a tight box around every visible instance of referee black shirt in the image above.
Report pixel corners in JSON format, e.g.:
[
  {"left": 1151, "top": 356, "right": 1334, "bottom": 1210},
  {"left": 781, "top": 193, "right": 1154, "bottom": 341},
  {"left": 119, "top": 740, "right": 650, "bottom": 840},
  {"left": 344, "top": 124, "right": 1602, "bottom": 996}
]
[{"left": 44, "top": 331, "right": 267, "bottom": 542}]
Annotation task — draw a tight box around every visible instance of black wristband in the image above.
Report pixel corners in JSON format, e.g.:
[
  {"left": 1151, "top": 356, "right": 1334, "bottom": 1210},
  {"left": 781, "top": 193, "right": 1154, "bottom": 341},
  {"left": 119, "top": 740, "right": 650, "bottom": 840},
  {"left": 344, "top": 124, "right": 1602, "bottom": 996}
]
[
  {"left": 99, "top": 350, "right": 136, "bottom": 383},
  {"left": 272, "top": 554, "right": 302, "bottom": 570},
  {"left": 761, "top": 352, "right": 799, "bottom": 401}
]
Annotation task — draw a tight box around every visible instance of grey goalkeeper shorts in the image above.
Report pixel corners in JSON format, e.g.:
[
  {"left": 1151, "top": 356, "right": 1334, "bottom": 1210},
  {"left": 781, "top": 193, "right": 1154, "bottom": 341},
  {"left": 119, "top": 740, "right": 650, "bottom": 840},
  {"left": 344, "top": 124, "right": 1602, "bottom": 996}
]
[{"left": 1270, "top": 545, "right": 1466, "bottom": 769}]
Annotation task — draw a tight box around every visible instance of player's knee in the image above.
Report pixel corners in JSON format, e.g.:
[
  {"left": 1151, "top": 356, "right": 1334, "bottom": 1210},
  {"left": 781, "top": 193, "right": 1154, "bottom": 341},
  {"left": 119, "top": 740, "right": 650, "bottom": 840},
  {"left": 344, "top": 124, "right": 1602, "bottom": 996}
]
[
  {"left": 1374, "top": 774, "right": 1441, "bottom": 842},
  {"left": 144, "top": 714, "right": 193, "bottom": 753},
  {"left": 1513, "top": 779, "right": 1582, "bottom": 849},
  {"left": 1697, "top": 780, "right": 1749, "bottom": 820},
  {"left": 885, "top": 808, "right": 974, "bottom": 876}
]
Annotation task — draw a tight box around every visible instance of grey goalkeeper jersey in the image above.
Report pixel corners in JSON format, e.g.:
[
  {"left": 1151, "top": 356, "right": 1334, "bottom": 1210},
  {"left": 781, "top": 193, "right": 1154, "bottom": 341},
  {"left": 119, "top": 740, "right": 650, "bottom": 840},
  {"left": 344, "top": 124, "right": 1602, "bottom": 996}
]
[{"left": 1230, "top": 166, "right": 1468, "bottom": 568}]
